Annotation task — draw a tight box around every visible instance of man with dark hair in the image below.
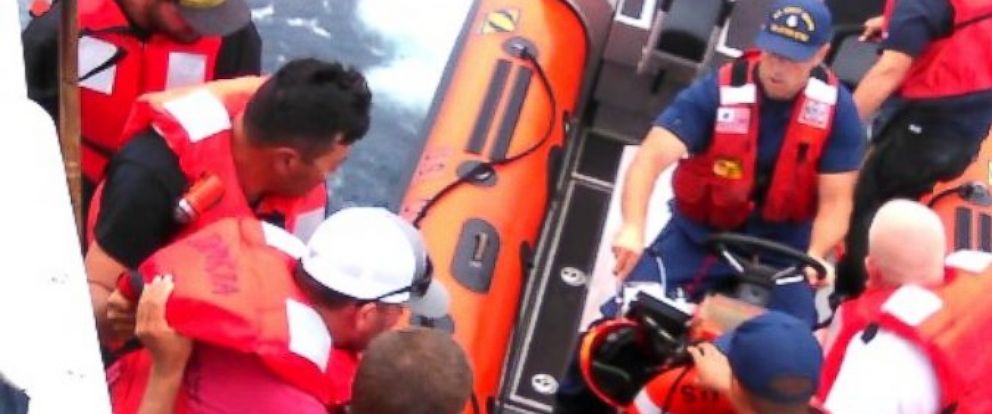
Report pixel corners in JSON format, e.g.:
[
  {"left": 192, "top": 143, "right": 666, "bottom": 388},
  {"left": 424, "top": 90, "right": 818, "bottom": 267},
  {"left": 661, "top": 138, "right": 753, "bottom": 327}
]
[
  {"left": 94, "top": 58, "right": 372, "bottom": 346},
  {"left": 22, "top": 0, "right": 262, "bottom": 206},
  {"left": 351, "top": 328, "right": 473, "bottom": 414}
]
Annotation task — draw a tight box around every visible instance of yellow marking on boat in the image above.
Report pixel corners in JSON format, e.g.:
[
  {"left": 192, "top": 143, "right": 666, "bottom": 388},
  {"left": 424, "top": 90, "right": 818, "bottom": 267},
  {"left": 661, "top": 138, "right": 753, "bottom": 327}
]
[{"left": 481, "top": 9, "right": 519, "bottom": 34}]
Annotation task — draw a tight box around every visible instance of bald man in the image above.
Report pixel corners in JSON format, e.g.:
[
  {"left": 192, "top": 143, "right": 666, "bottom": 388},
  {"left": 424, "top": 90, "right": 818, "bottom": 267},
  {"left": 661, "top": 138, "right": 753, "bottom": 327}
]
[
  {"left": 863, "top": 199, "right": 946, "bottom": 290},
  {"left": 815, "top": 199, "right": 946, "bottom": 412},
  {"left": 823, "top": 199, "right": 946, "bottom": 348}
]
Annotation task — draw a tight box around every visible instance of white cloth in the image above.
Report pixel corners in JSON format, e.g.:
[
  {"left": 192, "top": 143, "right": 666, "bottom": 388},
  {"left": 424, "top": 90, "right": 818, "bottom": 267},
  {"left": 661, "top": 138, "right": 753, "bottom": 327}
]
[{"left": 823, "top": 329, "right": 939, "bottom": 414}]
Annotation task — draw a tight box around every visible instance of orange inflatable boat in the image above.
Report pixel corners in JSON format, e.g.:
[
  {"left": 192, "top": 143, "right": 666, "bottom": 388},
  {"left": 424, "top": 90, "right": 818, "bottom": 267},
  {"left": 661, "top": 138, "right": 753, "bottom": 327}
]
[
  {"left": 924, "top": 133, "right": 992, "bottom": 253},
  {"left": 398, "top": 0, "right": 587, "bottom": 410}
]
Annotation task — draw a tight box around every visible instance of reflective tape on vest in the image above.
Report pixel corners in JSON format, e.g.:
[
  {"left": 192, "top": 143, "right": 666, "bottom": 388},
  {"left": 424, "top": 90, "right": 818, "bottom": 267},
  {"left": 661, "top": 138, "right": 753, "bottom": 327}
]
[
  {"left": 881, "top": 285, "right": 944, "bottom": 327},
  {"left": 161, "top": 89, "right": 232, "bottom": 142},
  {"left": 165, "top": 52, "right": 209, "bottom": 90},
  {"left": 261, "top": 222, "right": 307, "bottom": 259},
  {"left": 718, "top": 84, "right": 757, "bottom": 105},
  {"left": 285, "top": 298, "right": 332, "bottom": 372},
  {"left": 632, "top": 389, "right": 664, "bottom": 414},
  {"left": 78, "top": 36, "right": 118, "bottom": 95}
]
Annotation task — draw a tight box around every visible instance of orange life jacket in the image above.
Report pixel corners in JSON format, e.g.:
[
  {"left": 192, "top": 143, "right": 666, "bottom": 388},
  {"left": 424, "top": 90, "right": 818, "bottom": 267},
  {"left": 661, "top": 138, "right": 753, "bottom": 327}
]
[
  {"left": 882, "top": 0, "right": 992, "bottom": 99},
  {"left": 86, "top": 77, "right": 328, "bottom": 246},
  {"left": 819, "top": 267, "right": 992, "bottom": 413},
  {"left": 626, "top": 366, "right": 736, "bottom": 414},
  {"left": 108, "top": 218, "right": 354, "bottom": 413},
  {"left": 672, "top": 52, "right": 838, "bottom": 230},
  {"left": 77, "top": 0, "right": 226, "bottom": 185}
]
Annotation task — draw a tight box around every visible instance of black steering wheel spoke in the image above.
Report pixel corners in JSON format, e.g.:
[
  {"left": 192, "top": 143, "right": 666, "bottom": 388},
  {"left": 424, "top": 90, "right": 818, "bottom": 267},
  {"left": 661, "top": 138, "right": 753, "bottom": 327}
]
[{"left": 706, "top": 232, "right": 827, "bottom": 284}]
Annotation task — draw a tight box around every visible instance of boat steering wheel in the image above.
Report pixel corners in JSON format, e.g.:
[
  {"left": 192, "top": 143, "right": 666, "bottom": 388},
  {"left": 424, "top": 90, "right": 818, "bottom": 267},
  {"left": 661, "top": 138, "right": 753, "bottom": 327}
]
[{"left": 706, "top": 232, "right": 827, "bottom": 285}]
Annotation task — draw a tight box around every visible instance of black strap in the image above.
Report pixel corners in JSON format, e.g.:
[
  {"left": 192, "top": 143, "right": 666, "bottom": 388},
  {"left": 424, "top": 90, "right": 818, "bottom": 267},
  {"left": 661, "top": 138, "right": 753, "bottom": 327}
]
[
  {"left": 128, "top": 269, "right": 145, "bottom": 298},
  {"left": 860, "top": 323, "right": 880, "bottom": 343},
  {"left": 77, "top": 27, "right": 134, "bottom": 83},
  {"left": 730, "top": 57, "right": 750, "bottom": 87},
  {"left": 79, "top": 25, "right": 136, "bottom": 38},
  {"left": 78, "top": 47, "right": 128, "bottom": 83},
  {"left": 811, "top": 65, "right": 830, "bottom": 83},
  {"left": 953, "top": 9, "right": 992, "bottom": 32},
  {"left": 81, "top": 135, "right": 118, "bottom": 158}
]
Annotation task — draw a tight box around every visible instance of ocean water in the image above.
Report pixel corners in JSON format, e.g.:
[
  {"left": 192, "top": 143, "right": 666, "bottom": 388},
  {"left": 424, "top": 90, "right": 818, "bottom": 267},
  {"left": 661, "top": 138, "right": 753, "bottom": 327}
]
[{"left": 18, "top": 0, "right": 474, "bottom": 213}]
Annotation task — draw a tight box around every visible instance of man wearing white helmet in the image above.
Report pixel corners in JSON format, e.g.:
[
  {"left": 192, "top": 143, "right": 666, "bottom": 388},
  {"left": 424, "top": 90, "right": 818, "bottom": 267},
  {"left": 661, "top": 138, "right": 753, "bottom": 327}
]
[{"left": 110, "top": 207, "right": 449, "bottom": 413}]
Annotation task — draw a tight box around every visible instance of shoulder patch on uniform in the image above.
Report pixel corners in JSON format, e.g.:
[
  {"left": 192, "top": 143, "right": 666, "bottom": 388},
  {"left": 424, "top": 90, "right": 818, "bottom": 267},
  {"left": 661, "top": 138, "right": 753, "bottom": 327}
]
[
  {"left": 161, "top": 89, "right": 232, "bottom": 143},
  {"left": 804, "top": 77, "right": 838, "bottom": 105},
  {"left": 719, "top": 84, "right": 757, "bottom": 105},
  {"left": 285, "top": 299, "right": 332, "bottom": 372},
  {"left": 261, "top": 222, "right": 307, "bottom": 259},
  {"left": 881, "top": 285, "right": 943, "bottom": 327}
]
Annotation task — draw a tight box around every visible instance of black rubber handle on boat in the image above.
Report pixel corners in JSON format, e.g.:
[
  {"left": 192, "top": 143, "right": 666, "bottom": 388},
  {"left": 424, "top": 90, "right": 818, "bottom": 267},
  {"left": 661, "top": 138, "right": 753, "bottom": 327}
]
[
  {"left": 490, "top": 65, "right": 532, "bottom": 161},
  {"left": 451, "top": 219, "right": 501, "bottom": 293},
  {"left": 467, "top": 59, "right": 512, "bottom": 155}
]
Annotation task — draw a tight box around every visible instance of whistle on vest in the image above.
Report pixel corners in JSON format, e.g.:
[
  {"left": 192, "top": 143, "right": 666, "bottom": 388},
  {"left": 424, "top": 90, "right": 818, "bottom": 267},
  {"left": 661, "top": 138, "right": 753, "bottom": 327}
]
[{"left": 174, "top": 174, "right": 225, "bottom": 224}]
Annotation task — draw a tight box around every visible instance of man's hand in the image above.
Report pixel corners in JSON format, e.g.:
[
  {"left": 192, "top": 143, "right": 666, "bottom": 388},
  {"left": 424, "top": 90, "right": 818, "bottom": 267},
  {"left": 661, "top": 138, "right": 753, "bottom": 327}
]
[
  {"left": 688, "top": 342, "right": 732, "bottom": 394},
  {"left": 860, "top": 15, "right": 885, "bottom": 42},
  {"left": 135, "top": 275, "right": 192, "bottom": 375},
  {"left": 805, "top": 254, "right": 836, "bottom": 288},
  {"left": 612, "top": 224, "right": 645, "bottom": 279},
  {"left": 107, "top": 290, "right": 137, "bottom": 342}
]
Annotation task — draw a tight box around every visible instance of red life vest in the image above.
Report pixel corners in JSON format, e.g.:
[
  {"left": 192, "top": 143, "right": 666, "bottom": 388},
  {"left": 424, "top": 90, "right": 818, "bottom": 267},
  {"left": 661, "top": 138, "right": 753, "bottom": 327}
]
[
  {"left": 108, "top": 218, "right": 355, "bottom": 413},
  {"left": 818, "top": 266, "right": 992, "bottom": 413},
  {"left": 882, "top": 0, "right": 992, "bottom": 99},
  {"left": 86, "top": 77, "right": 328, "bottom": 246},
  {"left": 816, "top": 287, "right": 896, "bottom": 401},
  {"left": 672, "top": 52, "right": 838, "bottom": 230},
  {"left": 77, "top": 0, "right": 224, "bottom": 184}
]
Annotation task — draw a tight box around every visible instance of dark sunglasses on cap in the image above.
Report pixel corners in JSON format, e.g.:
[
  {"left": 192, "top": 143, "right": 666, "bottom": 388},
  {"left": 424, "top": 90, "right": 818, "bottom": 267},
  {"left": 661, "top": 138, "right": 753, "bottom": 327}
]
[
  {"left": 296, "top": 256, "right": 434, "bottom": 306},
  {"left": 364, "top": 258, "right": 434, "bottom": 303}
]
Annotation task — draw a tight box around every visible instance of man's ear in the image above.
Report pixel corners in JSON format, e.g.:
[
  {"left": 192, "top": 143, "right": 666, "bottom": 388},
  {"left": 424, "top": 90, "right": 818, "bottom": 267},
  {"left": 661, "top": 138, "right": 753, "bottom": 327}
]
[
  {"left": 354, "top": 302, "right": 378, "bottom": 329},
  {"left": 864, "top": 255, "right": 879, "bottom": 287},
  {"left": 270, "top": 147, "right": 301, "bottom": 173}
]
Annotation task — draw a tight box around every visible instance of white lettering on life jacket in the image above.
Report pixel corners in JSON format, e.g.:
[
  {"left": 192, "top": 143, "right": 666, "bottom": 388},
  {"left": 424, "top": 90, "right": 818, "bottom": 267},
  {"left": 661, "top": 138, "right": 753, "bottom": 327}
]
[
  {"left": 161, "top": 89, "right": 231, "bottom": 143},
  {"left": 78, "top": 36, "right": 117, "bottom": 95},
  {"left": 165, "top": 52, "right": 208, "bottom": 90},
  {"left": 285, "top": 298, "right": 332, "bottom": 372}
]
